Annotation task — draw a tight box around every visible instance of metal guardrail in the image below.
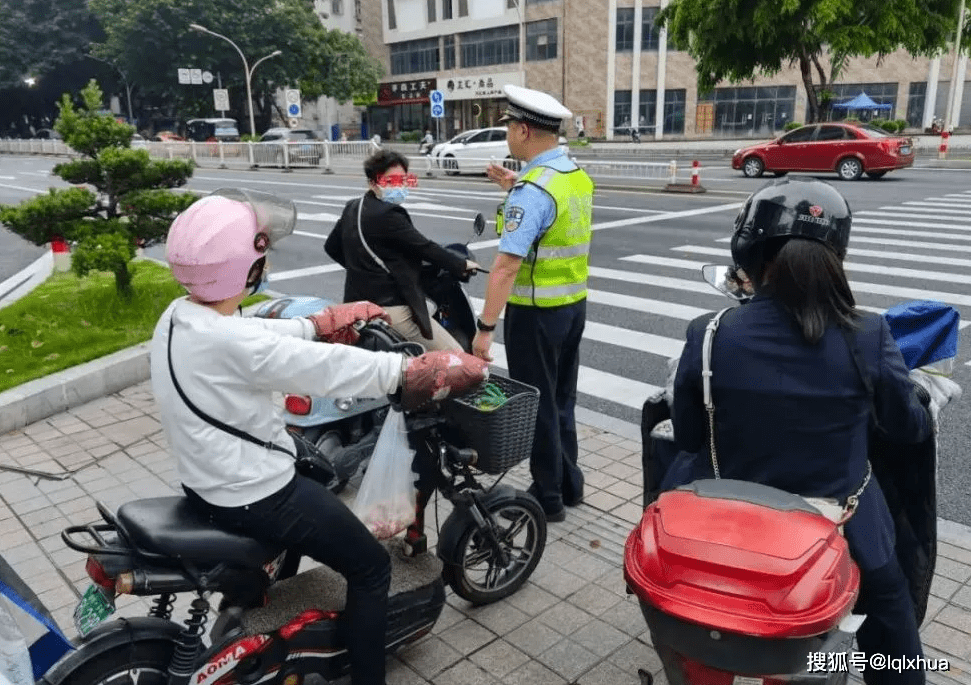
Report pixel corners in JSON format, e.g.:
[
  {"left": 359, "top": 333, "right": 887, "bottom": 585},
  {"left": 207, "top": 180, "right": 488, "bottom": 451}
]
[
  {"left": 0, "top": 139, "right": 379, "bottom": 173},
  {"left": 409, "top": 154, "right": 679, "bottom": 183}
]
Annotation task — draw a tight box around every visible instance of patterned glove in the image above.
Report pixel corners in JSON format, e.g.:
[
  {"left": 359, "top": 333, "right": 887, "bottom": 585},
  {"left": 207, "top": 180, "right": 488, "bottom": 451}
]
[
  {"left": 308, "top": 301, "right": 390, "bottom": 345},
  {"left": 400, "top": 351, "right": 489, "bottom": 411}
]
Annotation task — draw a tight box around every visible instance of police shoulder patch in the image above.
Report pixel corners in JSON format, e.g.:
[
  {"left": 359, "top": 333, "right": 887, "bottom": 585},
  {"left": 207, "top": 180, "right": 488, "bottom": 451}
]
[{"left": 504, "top": 205, "right": 525, "bottom": 232}]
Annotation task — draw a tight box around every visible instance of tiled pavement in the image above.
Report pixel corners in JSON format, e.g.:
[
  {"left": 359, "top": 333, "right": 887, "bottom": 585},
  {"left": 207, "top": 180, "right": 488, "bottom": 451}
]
[{"left": 2, "top": 381, "right": 971, "bottom": 684}]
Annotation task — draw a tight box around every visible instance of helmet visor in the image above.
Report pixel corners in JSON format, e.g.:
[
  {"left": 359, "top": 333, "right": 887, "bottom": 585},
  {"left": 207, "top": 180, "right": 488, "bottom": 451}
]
[{"left": 209, "top": 187, "right": 296, "bottom": 248}]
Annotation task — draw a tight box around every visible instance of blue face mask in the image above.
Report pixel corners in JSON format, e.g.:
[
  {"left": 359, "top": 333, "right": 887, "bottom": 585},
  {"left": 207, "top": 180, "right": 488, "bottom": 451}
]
[{"left": 380, "top": 187, "right": 409, "bottom": 205}]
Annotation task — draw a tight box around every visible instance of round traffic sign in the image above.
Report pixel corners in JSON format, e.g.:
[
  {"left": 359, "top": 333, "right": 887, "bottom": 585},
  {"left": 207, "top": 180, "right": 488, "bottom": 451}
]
[
  {"left": 289, "top": 118, "right": 299, "bottom": 128},
  {"left": 287, "top": 103, "right": 300, "bottom": 116},
  {"left": 202, "top": 71, "right": 213, "bottom": 84},
  {"left": 431, "top": 103, "right": 444, "bottom": 117},
  {"left": 431, "top": 90, "right": 443, "bottom": 104},
  {"left": 286, "top": 90, "right": 300, "bottom": 104}
]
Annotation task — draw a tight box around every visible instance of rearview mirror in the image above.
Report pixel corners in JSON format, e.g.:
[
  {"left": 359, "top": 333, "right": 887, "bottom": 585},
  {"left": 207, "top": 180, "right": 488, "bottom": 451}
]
[
  {"left": 701, "top": 264, "right": 752, "bottom": 301},
  {"left": 473, "top": 213, "right": 486, "bottom": 237}
]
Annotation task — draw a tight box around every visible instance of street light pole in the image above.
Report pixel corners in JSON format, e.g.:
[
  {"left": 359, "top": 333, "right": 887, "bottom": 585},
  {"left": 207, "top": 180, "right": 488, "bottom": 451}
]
[
  {"left": 944, "top": 0, "right": 967, "bottom": 131},
  {"left": 87, "top": 55, "right": 134, "bottom": 124},
  {"left": 190, "top": 23, "right": 281, "bottom": 137}
]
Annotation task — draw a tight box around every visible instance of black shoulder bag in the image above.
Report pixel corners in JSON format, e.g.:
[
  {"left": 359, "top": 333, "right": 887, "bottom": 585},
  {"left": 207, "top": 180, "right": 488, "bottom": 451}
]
[{"left": 166, "top": 316, "right": 340, "bottom": 487}]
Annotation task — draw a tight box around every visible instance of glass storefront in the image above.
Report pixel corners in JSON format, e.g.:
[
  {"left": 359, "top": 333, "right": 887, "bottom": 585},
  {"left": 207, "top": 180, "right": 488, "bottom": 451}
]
[{"left": 697, "top": 86, "right": 796, "bottom": 136}]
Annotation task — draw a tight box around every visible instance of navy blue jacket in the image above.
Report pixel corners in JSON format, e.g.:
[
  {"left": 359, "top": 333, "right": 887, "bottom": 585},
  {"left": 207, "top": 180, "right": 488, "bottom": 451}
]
[{"left": 671, "top": 293, "right": 932, "bottom": 570}]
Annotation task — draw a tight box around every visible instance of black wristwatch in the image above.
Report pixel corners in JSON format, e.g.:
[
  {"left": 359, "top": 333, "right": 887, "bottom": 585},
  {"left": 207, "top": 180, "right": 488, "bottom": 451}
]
[{"left": 476, "top": 318, "right": 497, "bottom": 332}]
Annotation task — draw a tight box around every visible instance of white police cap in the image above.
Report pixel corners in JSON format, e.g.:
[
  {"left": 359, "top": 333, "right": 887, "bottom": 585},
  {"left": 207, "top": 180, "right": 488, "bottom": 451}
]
[{"left": 498, "top": 84, "right": 572, "bottom": 131}]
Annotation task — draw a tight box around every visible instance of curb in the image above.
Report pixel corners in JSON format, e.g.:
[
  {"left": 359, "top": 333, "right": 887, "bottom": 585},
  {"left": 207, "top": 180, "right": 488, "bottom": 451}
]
[
  {"left": 0, "top": 251, "right": 53, "bottom": 310},
  {"left": 0, "top": 342, "right": 150, "bottom": 435}
]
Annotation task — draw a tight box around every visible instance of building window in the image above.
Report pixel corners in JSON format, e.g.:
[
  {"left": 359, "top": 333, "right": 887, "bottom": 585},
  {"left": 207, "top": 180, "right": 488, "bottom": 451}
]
[
  {"left": 614, "top": 90, "right": 633, "bottom": 132},
  {"left": 460, "top": 24, "right": 519, "bottom": 68},
  {"left": 331, "top": 0, "right": 343, "bottom": 14},
  {"left": 442, "top": 0, "right": 452, "bottom": 19},
  {"left": 634, "top": 89, "right": 686, "bottom": 134},
  {"left": 698, "top": 86, "right": 797, "bottom": 135},
  {"left": 427, "top": 0, "right": 436, "bottom": 21},
  {"left": 616, "top": 8, "right": 634, "bottom": 52},
  {"left": 458, "top": 0, "right": 468, "bottom": 17},
  {"left": 387, "top": 0, "right": 396, "bottom": 29},
  {"left": 907, "top": 82, "right": 926, "bottom": 128},
  {"left": 444, "top": 35, "right": 456, "bottom": 69},
  {"left": 642, "top": 7, "right": 659, "bottom": 51},
  {"left": 822, "top": 82, "right": 898, "bottom": 121},
  {"left": 390, "top": 37, "right": 440, "bottom": 75},
  {"left": 526, "top": 19, "right": 557, "bottom": 61}
]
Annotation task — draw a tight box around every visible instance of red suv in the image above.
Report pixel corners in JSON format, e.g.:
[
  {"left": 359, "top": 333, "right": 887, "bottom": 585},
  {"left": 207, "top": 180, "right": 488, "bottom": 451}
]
[{"left": 731, "top": 123, "right": 914, "bottom": 181}]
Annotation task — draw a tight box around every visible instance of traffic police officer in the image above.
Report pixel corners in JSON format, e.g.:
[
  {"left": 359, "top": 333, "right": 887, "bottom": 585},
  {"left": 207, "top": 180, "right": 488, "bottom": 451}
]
[{"left": 472, "top": 84, "right": 594, "bottom": 522}]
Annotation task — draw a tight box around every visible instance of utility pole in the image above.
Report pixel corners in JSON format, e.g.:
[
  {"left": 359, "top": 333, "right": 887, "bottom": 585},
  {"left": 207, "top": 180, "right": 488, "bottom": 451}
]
[{"left": 944, "top": 0, "right": 967, "bottom": 131}]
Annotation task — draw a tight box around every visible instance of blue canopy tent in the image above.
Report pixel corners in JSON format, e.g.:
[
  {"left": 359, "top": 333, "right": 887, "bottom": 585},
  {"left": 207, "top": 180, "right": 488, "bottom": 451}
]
[{"left": 831, "top": 92, "right": 893, "bottom": 111}]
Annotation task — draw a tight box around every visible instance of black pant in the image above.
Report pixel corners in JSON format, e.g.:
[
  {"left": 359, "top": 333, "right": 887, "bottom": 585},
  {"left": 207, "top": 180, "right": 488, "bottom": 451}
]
[
  {"left": 504, "top": 300, "right": 586, "bottom": 513},
  {"left": 184, "top": 475, "right": 391, "bottom": 685},
  {"left": 854, "top": 558, "right": 926, "bottom": 685}
]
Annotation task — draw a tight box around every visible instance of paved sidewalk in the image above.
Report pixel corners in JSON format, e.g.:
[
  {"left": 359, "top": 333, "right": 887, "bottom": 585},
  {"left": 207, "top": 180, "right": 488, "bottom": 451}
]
[{"left": 2, "top": 382, "right": 971, "bottom": 684}]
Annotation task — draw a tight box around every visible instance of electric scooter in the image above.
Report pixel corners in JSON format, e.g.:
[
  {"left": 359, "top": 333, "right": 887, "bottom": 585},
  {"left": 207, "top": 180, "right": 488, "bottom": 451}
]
[
  {"left": 627, "top": 264, "right": 961, "bottom": 685},
  {"left": 252, "top": 213, "right": 486, "bottom": 495}
]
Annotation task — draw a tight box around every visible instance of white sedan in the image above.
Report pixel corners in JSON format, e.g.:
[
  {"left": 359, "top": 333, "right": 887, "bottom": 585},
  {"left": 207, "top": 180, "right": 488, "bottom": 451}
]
[{"left": 430, "top": 127, "right": 568, "bottom": 175}]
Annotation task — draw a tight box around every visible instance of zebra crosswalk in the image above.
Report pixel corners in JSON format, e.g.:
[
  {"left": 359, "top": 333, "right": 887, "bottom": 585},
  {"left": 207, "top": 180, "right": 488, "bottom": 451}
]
[{"left": 482, "top": 189, "right": 971, "bottom": 423}]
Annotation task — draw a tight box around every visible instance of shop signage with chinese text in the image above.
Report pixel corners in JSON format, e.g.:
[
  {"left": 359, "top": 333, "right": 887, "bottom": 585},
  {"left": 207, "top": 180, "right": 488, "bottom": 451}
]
[
  {"left": 440, "top": 72, "right": 522, "bottom": 101},
  {"left": 377, "top": 79, "right": 438, "bottom": 105}
]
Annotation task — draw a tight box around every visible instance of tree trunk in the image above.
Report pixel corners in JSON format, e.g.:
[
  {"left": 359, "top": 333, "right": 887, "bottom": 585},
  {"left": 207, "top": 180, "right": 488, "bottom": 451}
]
[
  {"left": 114, "top": 264, "right": 132, "bottom": 299},
  {"left": 799, "top": 52, "right": 820, "bottom": 123}
]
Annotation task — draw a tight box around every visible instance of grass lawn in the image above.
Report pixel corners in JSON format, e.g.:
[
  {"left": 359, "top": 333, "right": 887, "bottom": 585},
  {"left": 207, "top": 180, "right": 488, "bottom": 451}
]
[{"left": 0, "top": 261, "right": 271, "bottom": 394}]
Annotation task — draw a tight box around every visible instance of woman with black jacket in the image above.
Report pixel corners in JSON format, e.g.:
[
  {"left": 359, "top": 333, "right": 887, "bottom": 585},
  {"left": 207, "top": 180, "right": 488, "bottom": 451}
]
[{"left": 325, "top": 150, "right": 478, "bottom": 351}]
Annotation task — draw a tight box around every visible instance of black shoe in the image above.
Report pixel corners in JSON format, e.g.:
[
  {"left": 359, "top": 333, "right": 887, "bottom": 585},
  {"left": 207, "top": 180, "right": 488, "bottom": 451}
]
[
  {"left": 544, "top": 507, "right": 567, "bottom": 523},
  {"left": 564, "top": 494, "right": 584, "bottom": 507}
]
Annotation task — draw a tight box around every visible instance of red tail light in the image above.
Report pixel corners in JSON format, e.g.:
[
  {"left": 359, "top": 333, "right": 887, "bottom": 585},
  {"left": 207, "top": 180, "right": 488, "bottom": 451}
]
[
  {"left": 85, "top": 557, "right": 115, "bottom": 590},
  {"left": 285, "top": 395, "right": 312, "bottom": 415}
]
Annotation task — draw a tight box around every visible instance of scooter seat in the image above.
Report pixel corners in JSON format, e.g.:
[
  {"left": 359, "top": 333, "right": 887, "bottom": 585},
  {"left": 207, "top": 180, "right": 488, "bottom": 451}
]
[{"left": 116, "top": 497, "right": 282, "bottom": 568}]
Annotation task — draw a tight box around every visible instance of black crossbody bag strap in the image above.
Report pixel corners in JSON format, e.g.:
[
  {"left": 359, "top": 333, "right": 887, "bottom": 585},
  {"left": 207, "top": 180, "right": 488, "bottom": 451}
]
[
  {"left": 839, "top": 324, "right": 882, "bottom": 434},
  {"left": 167, "top": 316, "right": 296, "bottom": 459}
]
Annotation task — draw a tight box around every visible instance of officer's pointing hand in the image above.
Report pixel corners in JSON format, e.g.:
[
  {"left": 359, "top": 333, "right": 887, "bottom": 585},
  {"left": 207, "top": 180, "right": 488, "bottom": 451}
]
[
  {"left": 472, "top": 330, "right": 493, "bottom": 362},
  {"left": 486, "top": 163, "right": 516, "bottom": 192}
]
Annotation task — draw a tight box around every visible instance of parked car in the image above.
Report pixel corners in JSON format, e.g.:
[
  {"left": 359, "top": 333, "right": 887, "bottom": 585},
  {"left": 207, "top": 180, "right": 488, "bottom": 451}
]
[
  {"left": 731, "top": 122, "right": 914, "bottom": 181},
  {"left": 131, "top": 133, "right": 148, "bottom": 149},
  {"left": 153, "top": 131, "right": 187, "bottom": 142},
  {"left": 34, "top": 128, "right": 61, "bottom": 140},
  {"left": 431, "top": 127, "right": 569, "bottom": 175},
  {"left": 185, "top": 118, "right": 241, "bottom": 142},
  {"left": 259, "top": 127, "right": 322, "bottom": 166}
]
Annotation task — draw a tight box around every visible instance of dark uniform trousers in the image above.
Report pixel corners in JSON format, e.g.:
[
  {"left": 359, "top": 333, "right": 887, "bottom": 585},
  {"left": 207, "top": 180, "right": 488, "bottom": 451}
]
[{"left": 504, "top": 299, "right": 586, "bottom": 514}]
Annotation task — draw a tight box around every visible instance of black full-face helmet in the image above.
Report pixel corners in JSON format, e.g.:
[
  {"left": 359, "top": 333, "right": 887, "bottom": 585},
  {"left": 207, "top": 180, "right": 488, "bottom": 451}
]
[{"left": 730, "top": 177, "right": 852, "bottom": 280}]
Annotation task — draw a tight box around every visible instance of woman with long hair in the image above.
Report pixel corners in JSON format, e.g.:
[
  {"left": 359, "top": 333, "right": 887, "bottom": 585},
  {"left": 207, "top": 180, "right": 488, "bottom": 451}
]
[{"left": 670, "top": 178, "right": 932, "bottom": 684}]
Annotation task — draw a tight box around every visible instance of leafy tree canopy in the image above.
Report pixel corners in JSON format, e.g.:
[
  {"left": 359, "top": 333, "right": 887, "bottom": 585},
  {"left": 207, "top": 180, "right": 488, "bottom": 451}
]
[
  {"left": 656, "top": 0, "right": 963, "bottom": 122},
  {"left": 88, "top": 0, "right": 382, "bottom": 132},
  {"left": 0, "top": 0, "right": 96, "bottom": 89}
]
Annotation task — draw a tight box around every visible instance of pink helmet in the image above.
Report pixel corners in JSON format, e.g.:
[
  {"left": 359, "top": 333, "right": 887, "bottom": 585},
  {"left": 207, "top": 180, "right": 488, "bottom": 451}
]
[{"left": 166, "top": 188, "right": 296, "bottom": 302}]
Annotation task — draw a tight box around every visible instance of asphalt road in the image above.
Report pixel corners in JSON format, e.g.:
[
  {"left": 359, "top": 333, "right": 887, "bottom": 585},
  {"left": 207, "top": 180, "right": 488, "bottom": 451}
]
[{"left": 1, "top": 154, "right": 970, "bottom": 525}]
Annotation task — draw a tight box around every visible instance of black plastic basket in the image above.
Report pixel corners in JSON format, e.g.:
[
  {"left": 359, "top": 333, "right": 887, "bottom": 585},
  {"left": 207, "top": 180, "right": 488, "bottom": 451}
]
[{"left": 444, "top": 374, "right": 540, "bottom": 474}]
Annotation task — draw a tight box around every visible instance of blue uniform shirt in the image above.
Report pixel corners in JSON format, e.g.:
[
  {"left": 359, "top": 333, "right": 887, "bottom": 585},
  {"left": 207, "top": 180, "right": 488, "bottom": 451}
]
[{"left": 499, "top": 146, "right": 577, "bottom": 258}]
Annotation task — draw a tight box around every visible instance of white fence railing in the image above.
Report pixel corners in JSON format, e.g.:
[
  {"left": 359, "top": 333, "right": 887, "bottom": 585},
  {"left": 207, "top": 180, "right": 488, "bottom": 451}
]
[
  {"left": 0, "top": 139, "right": 379, "bottom": 173},
  {"left": 408, "top": 154, "right": 679, "bottom": 183}
]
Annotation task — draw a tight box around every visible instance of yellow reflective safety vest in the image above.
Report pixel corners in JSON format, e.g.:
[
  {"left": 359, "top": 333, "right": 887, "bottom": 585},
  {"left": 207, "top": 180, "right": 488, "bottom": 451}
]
[{"left": 496, "top": 163, "right": 594, "bottom": 307}]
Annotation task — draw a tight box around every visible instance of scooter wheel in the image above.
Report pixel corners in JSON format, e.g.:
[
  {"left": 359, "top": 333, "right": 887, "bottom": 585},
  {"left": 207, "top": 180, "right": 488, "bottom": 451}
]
[{"left": 442, "top": 492, "right": 546, "bottom": 605}]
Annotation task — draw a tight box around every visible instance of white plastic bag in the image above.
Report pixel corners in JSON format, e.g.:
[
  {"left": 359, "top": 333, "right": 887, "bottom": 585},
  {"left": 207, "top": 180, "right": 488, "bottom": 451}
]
[
  {"left": 0, "top": 596, "right": 32, "bottom": 685},
  {"left": 352, "top": 409, "right": 417, "bottom": 540}
]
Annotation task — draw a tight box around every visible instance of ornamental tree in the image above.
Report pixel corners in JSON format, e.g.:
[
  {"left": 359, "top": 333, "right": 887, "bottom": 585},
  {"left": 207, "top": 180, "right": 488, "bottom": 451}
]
[
  {"left": 0, "top": 80, "right": 198, "bottom": 296},
  {"left": 655, "top": 0, "right": 962, "bottom": 123}
]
